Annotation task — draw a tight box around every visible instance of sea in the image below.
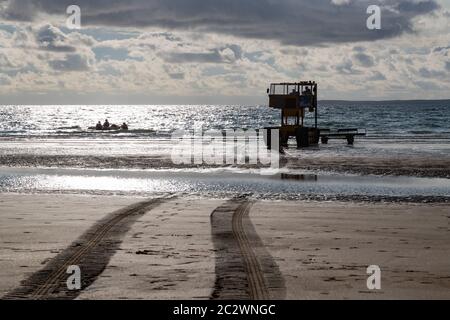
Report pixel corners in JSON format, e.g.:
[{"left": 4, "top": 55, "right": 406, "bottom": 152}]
[{"left": 1, "top": 101, "right": 449, "bottom": 200}]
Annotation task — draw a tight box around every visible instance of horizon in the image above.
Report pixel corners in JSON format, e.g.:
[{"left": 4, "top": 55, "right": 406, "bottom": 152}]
[{"left": 2, "top": 98, "right": 450, "bottom": 106}]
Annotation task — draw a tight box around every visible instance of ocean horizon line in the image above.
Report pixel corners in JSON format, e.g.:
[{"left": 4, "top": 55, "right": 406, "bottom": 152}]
[{"left": 1, "top": 98, "right": 450, "bottom": 107}]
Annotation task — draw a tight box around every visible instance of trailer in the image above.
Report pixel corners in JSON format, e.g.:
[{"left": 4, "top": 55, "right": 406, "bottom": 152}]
[{"left": 320, "top": 128, "right": 367, "bottom": 145}]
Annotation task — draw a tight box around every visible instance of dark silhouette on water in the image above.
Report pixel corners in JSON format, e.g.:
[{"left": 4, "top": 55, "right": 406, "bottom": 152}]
[{"left": 89, "top": 120, "right": 129, "bottom": 131}]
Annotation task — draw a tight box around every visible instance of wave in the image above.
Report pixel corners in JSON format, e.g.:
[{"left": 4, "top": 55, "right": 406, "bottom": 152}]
[
  {"left": 408, "top": 130, "right": 435, "bottom": 134},
  {"left": 117, "top": 129, "right": 157, "bottom": 134},
  {"left": 56, "top": 126, "right": 82, "bottom": 130}
]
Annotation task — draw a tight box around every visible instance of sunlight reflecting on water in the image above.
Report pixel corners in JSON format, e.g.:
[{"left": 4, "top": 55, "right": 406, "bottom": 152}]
[{"left": 1, "top": 168, "right": 449, "bottom": 198}]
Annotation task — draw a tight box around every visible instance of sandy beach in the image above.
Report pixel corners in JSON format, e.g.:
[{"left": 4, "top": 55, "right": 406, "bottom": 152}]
[{"left": 1, "top": 193, "right": 448, "bottom": 299}]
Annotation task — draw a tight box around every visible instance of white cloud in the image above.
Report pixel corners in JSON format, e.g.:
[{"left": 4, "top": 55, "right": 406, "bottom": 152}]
[{"left": 0, "top": 1, "right": 448, "bottom": 102}]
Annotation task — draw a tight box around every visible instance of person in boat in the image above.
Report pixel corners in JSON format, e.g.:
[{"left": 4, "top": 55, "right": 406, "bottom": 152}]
[
  {"left": 95, "top": 121, "right": 102, "bottom": 130},
  {"left": 121, "top": 122, "right": 128, "bottom": 130},
  {"left": 103, "top": 119, "right": 110, "bottom": 129}
]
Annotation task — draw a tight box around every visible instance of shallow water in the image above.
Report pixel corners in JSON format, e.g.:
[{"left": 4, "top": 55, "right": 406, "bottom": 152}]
[
  {"left": 1, "top": 137, "right": 450, "bottom": 158},
  {"left": 1, "top": 167, "right": 449, "bottom": 200}
]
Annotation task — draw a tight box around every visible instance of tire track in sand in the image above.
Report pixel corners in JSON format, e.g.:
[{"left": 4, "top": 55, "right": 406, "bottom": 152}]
[
  {"left": 211, "top": 196, "right": 285, "bottom": 300},
  {"left": 2, "top": 195, "right": 174, "bottom": 300}
]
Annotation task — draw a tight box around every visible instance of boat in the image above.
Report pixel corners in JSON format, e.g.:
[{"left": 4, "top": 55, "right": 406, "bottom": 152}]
[{"left": 87, "top": 124, "right": 128, "bottom": 131}]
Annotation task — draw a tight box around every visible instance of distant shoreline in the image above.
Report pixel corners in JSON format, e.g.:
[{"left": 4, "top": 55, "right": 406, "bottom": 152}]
[{"left": 319, "top": 99, "right": 450, "bottom": 104}]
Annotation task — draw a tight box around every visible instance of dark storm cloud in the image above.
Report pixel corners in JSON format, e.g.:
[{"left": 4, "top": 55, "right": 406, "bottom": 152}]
[
  {"left": 396, "top": 0, "right": 439, "bottom": 13},
  {"left": 1, "top": 0, "right": 36, "bottom": 21},
  {"left": 0, "top": 0, "right": 440, "bottom": 46}
]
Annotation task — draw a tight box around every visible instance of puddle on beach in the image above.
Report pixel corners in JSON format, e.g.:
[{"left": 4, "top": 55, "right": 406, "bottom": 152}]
[{"left": 0, "top": 167, "right": 449, "bottom": 199}]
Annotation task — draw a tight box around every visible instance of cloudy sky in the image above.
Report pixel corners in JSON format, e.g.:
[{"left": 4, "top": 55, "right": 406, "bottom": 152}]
[{"left": 0, "top": 0, "right": 449, "bottom": 104}]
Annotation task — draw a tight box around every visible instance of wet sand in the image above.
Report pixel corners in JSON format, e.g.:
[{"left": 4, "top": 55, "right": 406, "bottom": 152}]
[
  {"left": 251, "top": 201, "right": 450, "bottom": 299},
  {"left": 284, "top": 155, "right": 450, "bottom": 178},
  {"left": 0, "top": 194, "right": 142, "bottom": 297},
  {"left": 78, "top": 197, "right": 222, "bottom": 300},
  {"left": 1, "top": 194, "right": 449, "bottom": 299},
  {"left": 2, "top": 152, "right": 450, "bottom": 178}
]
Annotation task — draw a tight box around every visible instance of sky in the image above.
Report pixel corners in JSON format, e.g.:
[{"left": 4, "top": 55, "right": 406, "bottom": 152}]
[{"left": 0, "top": 0, "right": 449, "bottom": 104}]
